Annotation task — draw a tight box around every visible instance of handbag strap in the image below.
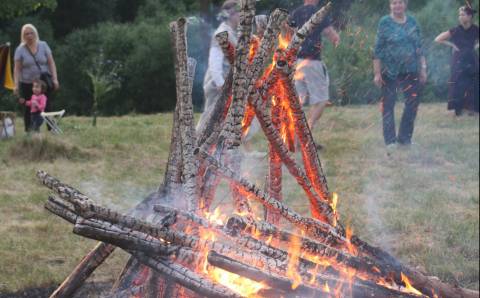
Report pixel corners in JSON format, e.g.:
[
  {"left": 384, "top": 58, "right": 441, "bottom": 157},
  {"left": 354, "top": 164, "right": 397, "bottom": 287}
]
[{"left": 25, "top": 44, "right": 43, "bottom": 72}]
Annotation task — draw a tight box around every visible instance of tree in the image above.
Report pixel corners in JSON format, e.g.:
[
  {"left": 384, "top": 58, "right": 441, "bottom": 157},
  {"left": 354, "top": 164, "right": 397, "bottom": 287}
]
[
  {"left": 86, "top": 50, "right": 121, "bottom": 127},
  {"left": 0, "top": 0, "right": 57, "bottom": 20}
]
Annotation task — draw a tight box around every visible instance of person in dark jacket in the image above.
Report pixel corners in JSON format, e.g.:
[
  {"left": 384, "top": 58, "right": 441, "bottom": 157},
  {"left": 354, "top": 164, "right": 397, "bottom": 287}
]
[{"left": 435, "top": 6, "right": 479, "bottom": 116}]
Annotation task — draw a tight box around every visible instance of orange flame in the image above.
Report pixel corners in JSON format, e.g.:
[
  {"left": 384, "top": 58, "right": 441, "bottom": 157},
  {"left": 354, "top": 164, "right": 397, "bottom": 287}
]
[
  {"left": 210, "top": 266, "right": 266, "bottom": 296},
  {"left": 286, "top": 233, "right": 303, "bottom": 289},
  {"left": 345, "top": 226, "right": 358, "bottom": 256},
  {"left": 249, "top": 36, "right": 260, "bottom": 64},
  {"left": 278, "top": 32, "right": 291, "bottom": 50},
  {"left": 324, "top": 282, "right": 331, "bottom": 292},
  {"left": 401, "top": 273, "right": 423, "bottom": 296}
]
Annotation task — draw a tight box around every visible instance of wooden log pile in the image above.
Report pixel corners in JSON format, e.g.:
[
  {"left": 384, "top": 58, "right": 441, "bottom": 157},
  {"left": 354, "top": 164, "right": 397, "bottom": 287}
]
[{"left": 37, "top": 1, "right": 479, "bottom": 298}]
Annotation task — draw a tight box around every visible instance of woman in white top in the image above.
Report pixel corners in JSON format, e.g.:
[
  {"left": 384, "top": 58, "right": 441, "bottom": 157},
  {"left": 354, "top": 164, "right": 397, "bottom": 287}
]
[{"left": 198, "top": 0, "right": 240, "bottom": 130}]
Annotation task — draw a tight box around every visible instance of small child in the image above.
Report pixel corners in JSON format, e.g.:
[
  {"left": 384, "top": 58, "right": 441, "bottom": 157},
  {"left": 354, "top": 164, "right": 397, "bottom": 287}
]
[{"left": 25, "top": 79, "right": 48, "bottom": 132}]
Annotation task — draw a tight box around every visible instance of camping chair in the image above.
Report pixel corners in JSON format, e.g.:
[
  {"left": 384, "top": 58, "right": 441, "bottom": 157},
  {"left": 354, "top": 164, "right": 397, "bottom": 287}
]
[{"left": 41, "top": 109, "right": 65, "bottom": 134}]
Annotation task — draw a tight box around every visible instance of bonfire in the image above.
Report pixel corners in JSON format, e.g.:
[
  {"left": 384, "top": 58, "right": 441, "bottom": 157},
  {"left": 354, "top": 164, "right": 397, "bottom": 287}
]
[{"left": 38, "top": 1, "right": 478, "bottom": 298}]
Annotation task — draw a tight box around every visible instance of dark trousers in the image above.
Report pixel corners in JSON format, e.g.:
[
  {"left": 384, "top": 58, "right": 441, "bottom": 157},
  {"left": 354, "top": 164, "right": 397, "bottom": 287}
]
[
  {"left": 19, "top": 83, "right": 33, "bottom": 132},
  {"left": 30, "top": 112, "right": 44, "bottom": 132},
  {"left": 381, "top": 73, "right": 421, "bottom": 145}
]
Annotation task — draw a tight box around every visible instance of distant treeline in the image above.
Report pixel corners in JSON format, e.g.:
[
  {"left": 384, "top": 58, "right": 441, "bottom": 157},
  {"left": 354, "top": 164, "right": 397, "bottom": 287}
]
[{"left": 0, "top": 0, "right": 478, "bottom": 115}]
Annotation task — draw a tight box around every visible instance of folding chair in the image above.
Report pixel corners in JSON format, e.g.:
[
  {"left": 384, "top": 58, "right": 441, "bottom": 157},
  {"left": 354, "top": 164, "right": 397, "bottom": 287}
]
[{"left": 41, "top": 109, "right": 65, "bottom": 134}]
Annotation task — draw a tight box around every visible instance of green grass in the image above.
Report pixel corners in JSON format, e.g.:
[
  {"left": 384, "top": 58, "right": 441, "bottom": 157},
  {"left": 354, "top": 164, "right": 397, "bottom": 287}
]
[{"left": 0, "top": 103, "right": 478, "bottom": 293}]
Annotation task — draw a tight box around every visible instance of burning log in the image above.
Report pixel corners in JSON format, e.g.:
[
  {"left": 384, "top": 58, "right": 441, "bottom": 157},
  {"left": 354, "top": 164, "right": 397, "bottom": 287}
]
[
  {"left": 196, "top": 32, "right": 234, "bottom": 149},
  {"left": 207, "top": 251, "right": 419, "bottom": 298},
  {"left": 133, "top": 252, "right": 243, "bottom": 298},
  {"left": 172, "top": 18, "right": 199, "bottom": 213},
  {"left": 249, "top": 81, "right": 336, "bottom": 224},
  {"left": 215, "top": 31, "right": 235, "bottom": 65},
  {"left": 47, "top": 242, "right": 116, "bottom": 298},
  {"left": 219, "top": 0, "right": 256, "bottom": 150},
  {"left": 226, "top": 215, "right": 397, "bottom": 279},
  {"left": 195, "top": 149, "right": 342, "bottom": 240},
  {"left": 265, "top": 144, "right": 282, "bottom": 224},
  {"left": 276, "top": 59, "right": 332, "bottom": 208}
]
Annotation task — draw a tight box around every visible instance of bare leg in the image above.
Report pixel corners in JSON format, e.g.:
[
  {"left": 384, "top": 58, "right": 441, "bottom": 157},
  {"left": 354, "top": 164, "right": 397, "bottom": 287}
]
[{"left": 307, "top": 101, "right": 328, "bottom": 131}]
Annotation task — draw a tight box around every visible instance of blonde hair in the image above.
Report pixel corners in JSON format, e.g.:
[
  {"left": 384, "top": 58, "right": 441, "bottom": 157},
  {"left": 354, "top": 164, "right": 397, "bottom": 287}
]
[{"left": 20, "top": 24, "right": 39, "bottom": 45}]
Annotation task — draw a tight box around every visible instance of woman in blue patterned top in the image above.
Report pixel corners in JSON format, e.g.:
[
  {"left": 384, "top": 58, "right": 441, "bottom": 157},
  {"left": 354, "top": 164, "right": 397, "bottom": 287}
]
[{"left": 373, "top": 0, "right": 427, "bottom": 147}]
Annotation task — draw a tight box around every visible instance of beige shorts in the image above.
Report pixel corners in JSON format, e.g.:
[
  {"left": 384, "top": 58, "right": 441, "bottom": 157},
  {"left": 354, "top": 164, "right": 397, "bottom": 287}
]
[{"left": 294, "top": 59, "right": 330, "bottom": 105}]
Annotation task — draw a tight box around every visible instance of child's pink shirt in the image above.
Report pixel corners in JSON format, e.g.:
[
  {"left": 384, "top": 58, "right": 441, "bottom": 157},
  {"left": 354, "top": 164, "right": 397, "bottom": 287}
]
[{"left": 26, "top": 94, "right": 47, "bottom": 113}]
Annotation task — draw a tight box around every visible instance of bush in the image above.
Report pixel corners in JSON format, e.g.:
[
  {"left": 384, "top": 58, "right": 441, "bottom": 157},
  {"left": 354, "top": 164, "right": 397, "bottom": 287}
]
[{"left": 54, "top": 20, "right": 175, "bottom": 116}]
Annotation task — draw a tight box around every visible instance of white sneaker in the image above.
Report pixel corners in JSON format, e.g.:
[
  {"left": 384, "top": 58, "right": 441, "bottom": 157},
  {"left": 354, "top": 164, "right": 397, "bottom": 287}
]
[{"left": 386, "top": 143, "right": 397, "bottom": 156}]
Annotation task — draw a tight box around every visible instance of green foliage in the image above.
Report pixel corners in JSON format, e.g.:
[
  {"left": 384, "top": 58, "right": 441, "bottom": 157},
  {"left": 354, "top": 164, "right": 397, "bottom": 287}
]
[
  {"left": 55, "top": 20, "right": 176, "bottom": 116},
  {"left": 86, "top": 50, "right": 122, "bottom": 126},
  {"left": 324, "top": 25, "right": 380, "bottom": 105},
  {"left": 0, "top": 0, "right": 56, "bottom": 21}
]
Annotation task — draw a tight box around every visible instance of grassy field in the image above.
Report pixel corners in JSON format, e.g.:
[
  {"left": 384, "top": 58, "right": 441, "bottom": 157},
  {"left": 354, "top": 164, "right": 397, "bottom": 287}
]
[{"left": 0, "top": 102, "right": 478, "bottom": 294}]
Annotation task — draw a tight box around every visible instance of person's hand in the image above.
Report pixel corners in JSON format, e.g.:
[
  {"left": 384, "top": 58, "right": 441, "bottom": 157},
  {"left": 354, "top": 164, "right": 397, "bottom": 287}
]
[
  {"left": 13, "top": 86, "right": 19, "bottom": 97},
  {"left": 373, "top": 73, "right": 384, "bottom": 88},
  {"left": 452, "top": 45, "right": 460, "bottom": 52},
  {"left": 18, "top": 98, "right": 25, "bottom": 105},
  {"left": 53, "top": 79, "right": 60, "bottom": 91},
  {"left": 419, "top": 68, "right": 427, "bottom": 85}
]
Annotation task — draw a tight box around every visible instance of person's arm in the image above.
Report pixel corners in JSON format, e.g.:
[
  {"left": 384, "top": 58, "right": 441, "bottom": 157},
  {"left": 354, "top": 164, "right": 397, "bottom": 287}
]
[
  {"left": 418, "top": 55, "right": 427, "bottom": 84},
  {"left": 373, "top": 19, "right": 386, "bottom": 88},
  {"left": 373, "top": 59, "right": 384, "bottom": 88},
  {"left": 47, "top": 54, "right": 59, "bottom": 90},
  {"left": 37, "top": 95, "right": 47, "bottom": 112},
  {"left": 434, "top": 31, "right": 459, "bottom": 51},
  {"left": 13, "top": 59, "right": 22, "bottom": 97},
  {"left": 322, "top": 25, "right": 340, "bottom": 47}
]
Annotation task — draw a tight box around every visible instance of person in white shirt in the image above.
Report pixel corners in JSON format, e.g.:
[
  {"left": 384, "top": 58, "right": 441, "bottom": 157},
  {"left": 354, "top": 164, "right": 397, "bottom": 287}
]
[{"left": 198, "top": 0, "right": 239, "bottom": 130}]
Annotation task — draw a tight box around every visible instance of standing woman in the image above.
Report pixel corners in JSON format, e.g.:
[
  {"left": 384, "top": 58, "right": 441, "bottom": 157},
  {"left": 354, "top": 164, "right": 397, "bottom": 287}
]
[
  {"left": 373, "top": 0, "right": 427, "bottom": 147},
  {"left": 13, "top": 24, "right": 59, "bottom": 132},
  {"left": 435, "top": 6, "right": 479, "bottom": 116}
]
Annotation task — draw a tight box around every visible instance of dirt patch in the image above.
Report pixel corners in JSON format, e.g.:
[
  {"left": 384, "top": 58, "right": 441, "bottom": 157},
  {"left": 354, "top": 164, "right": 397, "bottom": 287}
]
[
  {"left": 7, "top": 135, "right": 91, "bottom": 162},
  {"left": 0, "top": 281, "right": 113, "bottom": 298}
]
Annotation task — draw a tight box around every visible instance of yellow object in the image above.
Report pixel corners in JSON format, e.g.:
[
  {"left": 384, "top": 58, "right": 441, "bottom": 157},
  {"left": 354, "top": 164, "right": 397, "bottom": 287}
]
[{"left": 3, "top": 46, "right": 15, "bottom": 90}]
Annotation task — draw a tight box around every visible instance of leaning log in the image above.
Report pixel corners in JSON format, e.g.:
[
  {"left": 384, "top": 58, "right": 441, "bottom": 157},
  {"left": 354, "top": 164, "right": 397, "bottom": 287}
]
[{"left": 173, "top": 18, "right": 199, "bottom": 213}]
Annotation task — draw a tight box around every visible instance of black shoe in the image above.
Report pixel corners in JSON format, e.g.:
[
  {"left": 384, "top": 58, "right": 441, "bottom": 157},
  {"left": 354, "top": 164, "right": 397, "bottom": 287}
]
[{"left": 315, "top": 142, "right": 324, "bottom": 151}]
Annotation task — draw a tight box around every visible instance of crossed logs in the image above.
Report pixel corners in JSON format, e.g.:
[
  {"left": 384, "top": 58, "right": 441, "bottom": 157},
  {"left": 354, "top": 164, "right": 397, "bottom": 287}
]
[{"left": 38, "top": 1, "right": 478, "bottom": 298}]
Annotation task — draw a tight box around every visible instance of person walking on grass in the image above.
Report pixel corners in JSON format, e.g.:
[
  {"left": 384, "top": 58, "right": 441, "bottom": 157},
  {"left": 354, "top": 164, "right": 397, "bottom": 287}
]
[
  {"left": 290, "top": 0, "right": 340, "bottom": 150},
  {"left": 13, "top": 24, "right": 59, "bottom": 132},
  {"left": 21, "top": 79, "right": 47, "bottom": 132},
  {"left": 197, "top": 0, "right": 240, "bottom": 131},
  {"left": 435, "top": 6, "right": 479, "bottom": 116},
  {"left": 373, "top": 0, "right": 427, "bottom": 149}
]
